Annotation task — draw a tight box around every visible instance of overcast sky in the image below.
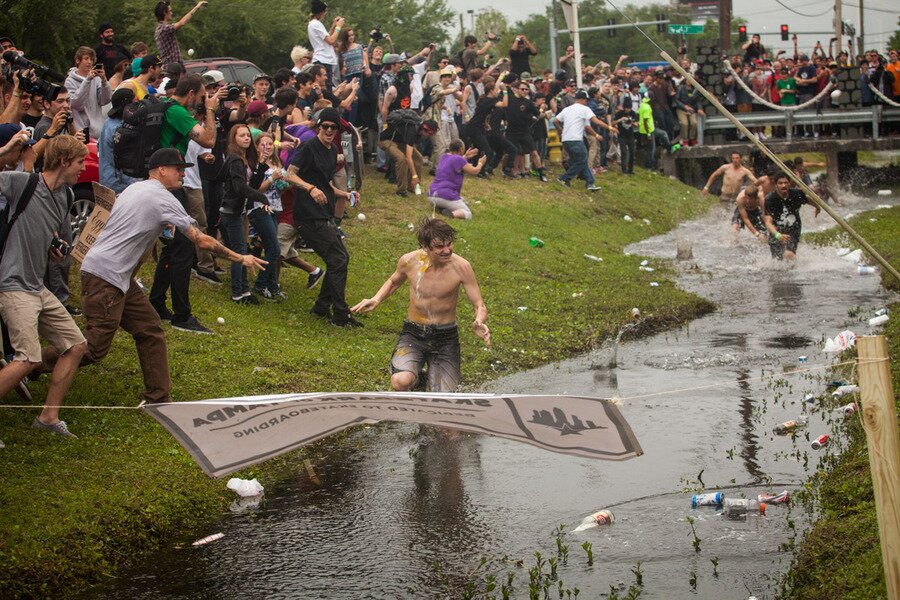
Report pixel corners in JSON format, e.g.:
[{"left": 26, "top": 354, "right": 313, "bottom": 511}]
[{"left": 444, "top": 0, "right": 898, "bottom": 53}]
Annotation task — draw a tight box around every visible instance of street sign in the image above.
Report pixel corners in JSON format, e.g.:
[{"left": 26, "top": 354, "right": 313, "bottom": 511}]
[{"left": 667, "top": 24, "right": 705, "bottom": 35}]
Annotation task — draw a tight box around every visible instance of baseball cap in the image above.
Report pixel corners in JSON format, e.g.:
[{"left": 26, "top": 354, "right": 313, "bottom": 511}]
[
  {"left": 201, "top": 70, "right": 225, "bottom": 85},
  {"left": 0, "top": 124, "right": 35, "bottom": 149},
  {"left": 253, "top": 72, "right": 271, "bottom": 83},
  {"left": 520, "top": 71, "right": 532, "bottom": 80},
  {"left": 574, "top": 89, "right": 588, "bottom": 100},
  {"left": 140, "top": 54, "right": 160, "bottom": 71},
  {"left": 148, "top": 148, "right": 193, "bottom": 170},
  {"left": 107, "top": 88, "right": 135, "bottom": 119},
  {"left": 565, "top": 78, "right": 576, "bottom": 86},
  {"left": 246, "top": 100, "right": 269, "bottom": 117},
  {"left": 383, "top": 53, "right": 402, "bottom": 65}
]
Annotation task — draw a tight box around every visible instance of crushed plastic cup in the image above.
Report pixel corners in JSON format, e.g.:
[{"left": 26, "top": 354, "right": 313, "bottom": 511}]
[
  {"left": 572, "top": 509, "right": 615, "bottom": 532},
  {"left": 758, "top": 490, "right": 790, "bottom": 504},
  {"left": 226, "top": 477, "right": 264, "bottom": 497},
  {"left": 823, "top": 330, "right": 856, "bottom": 353},
  {"left": 868, "top": 314, "right": 889, "bottom": 326}
]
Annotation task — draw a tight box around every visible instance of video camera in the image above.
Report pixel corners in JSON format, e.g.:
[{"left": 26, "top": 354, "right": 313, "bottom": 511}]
[
  {"left": 2, "top": 51, "right": 64, "bottom": 101},
  {"left": 370, "top": 25, "right": 385, "bottom": 41}
]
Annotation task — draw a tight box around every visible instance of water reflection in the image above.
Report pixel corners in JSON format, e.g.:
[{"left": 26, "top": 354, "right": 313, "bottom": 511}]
[
  {"left": 769, "top": 279, "right": 804, "bottom": 314},
  {"left": 735, "top": 369, "right": 764, "bottom": 482}
]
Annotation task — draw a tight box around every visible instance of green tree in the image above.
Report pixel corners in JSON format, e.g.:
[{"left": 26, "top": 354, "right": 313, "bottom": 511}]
[{"left": 887, "top": 20, "right": 899, "bottom": 53}]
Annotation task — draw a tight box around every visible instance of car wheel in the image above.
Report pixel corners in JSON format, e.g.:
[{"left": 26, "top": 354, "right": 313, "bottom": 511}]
[{"left": 70, "top": 186, "right": 94, "bottom": 241}]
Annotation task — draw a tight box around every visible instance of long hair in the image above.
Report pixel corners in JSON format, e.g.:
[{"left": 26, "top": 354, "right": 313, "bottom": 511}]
[
  {"left": 255, "top": 132, "right": 282, "bottom": 169},
  {"left": 227, "top": 124, "right": 259, "bottom": 167},
  {"left": 338, "top": 29, "right": 354, "bottom": 54}
]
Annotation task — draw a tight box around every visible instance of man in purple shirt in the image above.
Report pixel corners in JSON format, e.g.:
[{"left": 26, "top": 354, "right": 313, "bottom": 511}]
[{"left": 426, "top": 140, "right": 485, "bottom": 219}]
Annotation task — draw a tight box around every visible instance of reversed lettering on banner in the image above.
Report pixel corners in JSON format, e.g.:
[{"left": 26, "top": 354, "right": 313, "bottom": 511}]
[
  {"left": 71, "top": 182, "right": 116, "bottom": 263},
  {"left": 143, "top": 392, "right": 643, "bottom": 478}
]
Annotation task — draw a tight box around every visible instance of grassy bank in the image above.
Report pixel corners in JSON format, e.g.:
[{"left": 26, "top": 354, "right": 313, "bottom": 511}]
[
  {"left": 0, "top": 167, "right": 716, "bottom": 597},
  {"left": 784, "top": 207, "right": 900, "bottom": 599}
]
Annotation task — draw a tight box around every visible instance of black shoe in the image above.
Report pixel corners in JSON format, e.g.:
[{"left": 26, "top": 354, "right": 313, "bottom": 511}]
[
  {"left": 171, "top": 315, "right": 213, "bottom": 334},
  {"left": 254, "top": 287, "right": 278, "bottom": 302},
  {"left": 193, "top": 269, "right": 223, "bottom": 285},
  {"left": 336, "top": 225, "right": 348, "bottom": 239},
  {"left": 306, "top": 269, "right": 325, "bottom": 290},
  {"left": 310, "top": 306, "right": 331, "bottom": 319},
  {"left": 332, "top": 315, "right": 364, "bottom": 328},
  {"left": 63, "top": 303, "right": 82, "bottom": 316},
  {"left": 213, "top": 264, "right": 226, "bottom": 275},
  {"left": 395, "top": 190, "right": 409, "bottom": 198},
  {"left": 233, "top": 294, "right": 260, "bottom": 305},
  {"left": 153, "top": 304, "right": 174, "bottom": 322}
]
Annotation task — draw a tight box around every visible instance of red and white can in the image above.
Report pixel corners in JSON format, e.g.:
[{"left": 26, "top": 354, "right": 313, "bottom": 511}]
[{"left": 811, "top": 434, "right": 829, "bottom": 450}]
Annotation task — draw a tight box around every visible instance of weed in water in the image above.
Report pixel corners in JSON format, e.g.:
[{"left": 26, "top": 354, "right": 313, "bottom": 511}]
[
  {"left": 687, "top": 516, "right": 702, "bottom": 553},
  {"left": 710, "top": 556, "right": 719, "bottom": 578},
  {"left": 631, "top": 561, "right": 643, "bottom": 587},
  {"left": 581, "top": 541, "right": 593, "bottom": 566}
]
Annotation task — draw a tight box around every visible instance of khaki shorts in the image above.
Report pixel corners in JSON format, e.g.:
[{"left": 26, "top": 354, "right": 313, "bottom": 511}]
[
  {"left": 277, "top": 222, "right": 298, "bottom": 260},
  {"left": 0, "top": 288, "right": 86, "bottom": 363}
]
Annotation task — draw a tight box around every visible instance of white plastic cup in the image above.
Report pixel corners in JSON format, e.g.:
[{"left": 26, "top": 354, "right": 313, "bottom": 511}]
[{"left": 868, "top": 314, "right": 889, "bottom": 326}]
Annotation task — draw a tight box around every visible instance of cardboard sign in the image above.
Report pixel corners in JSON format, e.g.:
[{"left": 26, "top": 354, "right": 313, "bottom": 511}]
[{"left": 71, "top": 182, "right": 116, "bottom": 263}]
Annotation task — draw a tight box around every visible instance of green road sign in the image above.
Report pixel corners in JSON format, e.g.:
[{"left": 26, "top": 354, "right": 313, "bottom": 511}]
[{"left": 667, "top": 24, "right": 704, "bottom": 35}]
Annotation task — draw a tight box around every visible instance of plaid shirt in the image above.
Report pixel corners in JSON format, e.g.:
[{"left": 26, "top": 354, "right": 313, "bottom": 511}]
[{"left": 154, "top": 23, "right": 182, "bottom": 70}]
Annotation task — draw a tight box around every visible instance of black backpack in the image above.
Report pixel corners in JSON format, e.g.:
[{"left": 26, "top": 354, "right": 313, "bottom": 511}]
[
  {"left": 419, "top": 84, "right": 440, "bottom": 113},
  {"left": 0, "top": 173, "right": 40, "bottom": 263},
  {"left": 114, "top": 96, "right": 181, "bottom": 178},
  {"left": 386, "top": 108, "right": 422, "bottom": 130}
]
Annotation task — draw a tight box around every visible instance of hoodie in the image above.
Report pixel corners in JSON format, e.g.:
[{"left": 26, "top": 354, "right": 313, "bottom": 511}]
[{"left": 65, "top": 67, "right": 113, "bottom": 139}]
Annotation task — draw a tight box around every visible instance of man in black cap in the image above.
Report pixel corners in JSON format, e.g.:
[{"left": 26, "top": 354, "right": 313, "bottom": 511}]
[
  {"left": 94, "top": 24, "right": 132, "bottom": 80},
  {"left": 286, "top": 108, "right": 361, "bottom": 327},
  {"left": 42, "top": 148, "right": 266, "bottom": 404},
  {"left": 99, "top": 88, "right": 138, "bottom": 194}
]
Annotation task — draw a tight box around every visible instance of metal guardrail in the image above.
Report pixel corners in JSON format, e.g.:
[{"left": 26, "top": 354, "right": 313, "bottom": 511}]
[{"left": 698, "top": 106, "right": 900, "bottom": 144}]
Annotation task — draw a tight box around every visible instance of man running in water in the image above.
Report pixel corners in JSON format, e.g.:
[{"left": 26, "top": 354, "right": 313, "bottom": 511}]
[
  {"left": 731, "top": 184, "right": 768, "bottom": 241},
  {"left": 701, "top": 150, "right": 757, "bottom": 203},
  {"left": 764, "top": 171, "right": 819, "bottom": 260},
  {"left": 351, "top": 218, "right": 490, "bottom": 392}
]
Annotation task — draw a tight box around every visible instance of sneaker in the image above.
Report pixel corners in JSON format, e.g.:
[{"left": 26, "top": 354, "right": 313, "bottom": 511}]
[
  {"left": 307, "top": 268, "right": 325, "bottom": 289},
  {"left": 193, "top": 269, "right": 223, "bottom": 285},
  {"left": 213, "top": 265, "right": 226, "bottom": 275},
  {"left": 255, "top": 287, "right": 276, "bottom": 301},
  {"left": 395, "top": 190, "right": 409, "bottom": 198},
  {"left": 296, "top": 239, "right": 314, "bottom": 253},
  {"left": 556, "top": 177, "right": 571, "bottom": 187},
  {"left": 32, "top": 417, "right": 77, "bottom": 438},
  {"left": 310, "top": 306, "right": 331, "bottom": 319},
  {"left": 63, "top": 303, "right": 82, "bottom": 316},
  {"left": 336, "top": 225, "right": 348, "bottom": 239},
  {"left": 153, "top": 304, "right": 174, "bottom": 322},
  {"left": 587, "top": 185, "right": 602, "bottom": 192},
  {"left": 171, "top": 315, "right": 214, "bottom": 334},
  {"left": 332, "top": 315, "right": 364, "bottom": 328},
  {"left": 540, "top": 173, "right": 549, "bottom": 182},
  {"left": 233, "top": 294, "right": 260, "bottom": 305}
]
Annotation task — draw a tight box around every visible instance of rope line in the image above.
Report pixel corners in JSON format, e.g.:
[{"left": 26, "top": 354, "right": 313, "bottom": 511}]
[
  {"left": 722, "top": 60, "right": 835, "bottom": 111},
  {"left": 868, "top": 83, "right": 900, "bottom": 108}
]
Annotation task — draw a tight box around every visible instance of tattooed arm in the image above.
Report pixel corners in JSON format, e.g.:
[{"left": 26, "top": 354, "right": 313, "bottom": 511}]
[{"left": 185, "top": 225, "right": 267, "bottom": 272}]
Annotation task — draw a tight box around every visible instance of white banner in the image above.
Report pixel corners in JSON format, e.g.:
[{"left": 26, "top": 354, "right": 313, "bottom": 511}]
[{"left": 143, "top": 392, "right": 643, "bottom": 478}]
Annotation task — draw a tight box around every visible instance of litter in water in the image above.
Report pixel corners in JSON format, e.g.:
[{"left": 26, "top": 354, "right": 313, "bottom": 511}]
[
  {"left": 811, "top": 434, "right": 829, "bottom": 450},
  {"left": 192, "top": 533, "right": 224, "bottom": 547},
  {"left": 823, "top": 330, "right": 856, "bottom": 353},
  {"left": 832, "top": 384, "right": 859, "bottom": 398},
  {"left": 572, "top": 509, "right": 615, "bottom": 532},
  {"left": 226, "top": 477, "right": 264, "bottom": 497},
  {"left": 758, "top": 490, "right": 790, "bottom": 504},
  {"left": 868, "top": 314, "right": 889, "bottom": 326}
]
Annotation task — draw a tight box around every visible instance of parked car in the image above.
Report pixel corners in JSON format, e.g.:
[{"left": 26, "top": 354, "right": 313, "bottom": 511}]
[
  {"left": 184, "top": 57, "right": 266, "bottom": 86},
  {"left": 70, "top": 138, "right": 99, "bottom": 240}
]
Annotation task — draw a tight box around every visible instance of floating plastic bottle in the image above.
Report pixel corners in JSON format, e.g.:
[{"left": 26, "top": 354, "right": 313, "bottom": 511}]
[
  {"left": 692, "top": 492, "right": 724, "bottom": 507},
  {"left": 758, "top": 490, "right": 790, "bottom": 504},
  {"left": 832, "top": 385, "right": 859, "bottom": 398},
  {"left": 857, "top": 265, "right": 876, "bottom": 275},
  {"left": 529, "top": 237, "right": 545, "bottom": 248},
  {"left": 572, "top": 509, "right": 615, "bottom": 532},
  {"left": 868, "top": 314, "right": 889, "bottom": 326},
  {"left": 811, "top": 434, "right": 829, "bottom": 450},
  {"left": 192, "top": 532, "right": 225, "bottom": 547},
  {"left": 723, "top": 498, "right": 766, "bottom": 516},
  {"left": 835, "top": 402, "right": 857, "bottom": 417},
  {"left": 774, "top": 415, "right": 808, "bottom": 434}
]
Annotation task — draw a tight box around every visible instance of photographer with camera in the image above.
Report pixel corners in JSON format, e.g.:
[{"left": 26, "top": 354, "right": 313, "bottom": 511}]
[
  {"left": 64, "top": 47, "right": 112, "bottom": 140},
  {"left": 461, "top": 35, "right": 492, "bottom": 73},
  {"left": 509, "top": 34, "right": 537, "bottom": 78},
  {"left": 0, "top": 135, "right": 88, "bottom": 438}
]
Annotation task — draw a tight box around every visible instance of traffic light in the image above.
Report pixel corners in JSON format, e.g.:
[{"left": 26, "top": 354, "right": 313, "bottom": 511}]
[
  {"left": 781, "top": 24, "right": 789, "bottom": 41},
  {"left": 608, "top": 18, "right": 616, "bottom": 37},
  {"left": 738, "top": 25, "right": 747, "bottom": 42},
  {"left": 656, "top": 14, "right": 665, "bottom": 33}
]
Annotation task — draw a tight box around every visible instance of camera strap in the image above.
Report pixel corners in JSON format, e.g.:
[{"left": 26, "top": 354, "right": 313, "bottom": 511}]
[{"left": 0, "top": 172, "right": 41, "bottom": 262}]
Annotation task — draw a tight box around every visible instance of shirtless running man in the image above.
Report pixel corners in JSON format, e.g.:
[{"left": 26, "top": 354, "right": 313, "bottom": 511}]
[
  {"left": 701, "top": 151, "right": 757, "bottom": 203},
  {"left": 351, "top": 218, "right": 490, "bottom": 392},
  {"left": 730, "top": 184, "right": 768, "bottom": 241}
]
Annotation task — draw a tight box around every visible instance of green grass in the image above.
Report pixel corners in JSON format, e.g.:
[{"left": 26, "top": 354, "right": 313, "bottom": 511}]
[
  {"left": 0, "top": 166, "right": 716, "bottom": 597},
  {"left": 784, "top": 206, "right": 900, "bottom": 599}
]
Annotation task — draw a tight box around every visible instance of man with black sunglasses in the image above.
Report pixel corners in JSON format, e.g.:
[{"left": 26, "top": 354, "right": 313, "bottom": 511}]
[{"left": 286, "top": 108, "right": 361, "bottom": 327}]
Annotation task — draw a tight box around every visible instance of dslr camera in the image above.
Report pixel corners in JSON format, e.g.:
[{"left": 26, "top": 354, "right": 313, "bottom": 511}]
[
  {"left": 50, "top": 236, "right": 70, "bottom": 257},
  {"left": 371, "top": 25, "right": 384, "bottom": 41},
  {"left": 2, "top": 51, "right": 64, "bottom": 101},
  {"left": 226, "top": 85, "right": 242, "bottom": 101}
]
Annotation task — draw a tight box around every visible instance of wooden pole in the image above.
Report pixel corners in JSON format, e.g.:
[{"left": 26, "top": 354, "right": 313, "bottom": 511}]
[
  {"left": 857, "top": 335, "right": 900, "bottom": 600},
  {"left": 660, "top": 51, "right": 900, "bottom": 285}
]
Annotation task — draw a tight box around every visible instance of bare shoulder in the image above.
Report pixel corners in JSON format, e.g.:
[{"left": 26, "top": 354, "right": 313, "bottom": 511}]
[{"left": 451, "top": 254, "right": 476, "bottom": 277}]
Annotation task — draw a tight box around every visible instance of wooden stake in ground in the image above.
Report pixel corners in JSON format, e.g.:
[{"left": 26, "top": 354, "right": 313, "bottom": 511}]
[{"left": 857, "top": 335, "right": 900, "bottom": 600}]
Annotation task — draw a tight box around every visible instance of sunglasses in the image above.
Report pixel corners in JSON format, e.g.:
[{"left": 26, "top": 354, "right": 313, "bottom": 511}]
[{"left": 320, "top": 123, "right": 338, "bottom": 131}]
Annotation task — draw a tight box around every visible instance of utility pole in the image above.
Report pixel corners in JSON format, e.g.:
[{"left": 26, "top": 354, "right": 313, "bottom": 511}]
[
  {"left": 459, "top": 13, "right": 465, "bottom": 48},
  {"left": 834, "top": 0, "right": 842, "bottom": 58},
  {"left": 468, "top": 9, "right": 475, "bottom": 36},
  {"left": 719, "top": 0, "right": 732, "bottom": 53},
  {"left": 550, "top": 0, "right": 559, "bottom": 71},
  {"left": 858, "top": 0, "right": 865, "bottom": 54}
]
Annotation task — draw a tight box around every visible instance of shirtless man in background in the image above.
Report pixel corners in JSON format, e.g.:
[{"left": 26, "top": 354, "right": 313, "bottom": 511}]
[
  {"left": 730, "top": 184, "right": 768, "bottom": 241},
  {"left": 701, "top": 151, "right": 757, "bottom": 203},
  {"left": 351, "top": 218, "right": 490, "bottom": 392}
]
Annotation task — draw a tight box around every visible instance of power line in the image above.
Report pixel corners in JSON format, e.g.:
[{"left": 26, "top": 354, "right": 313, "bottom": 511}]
[
  {"left": 741, "top": 1, "right": 831, "bottom": 18},
  {"left": 843, "top": 2, "right": 900, "bottom": 14},
  {"left": 771, "top": 0, "right": 834, "bottom": 18}
]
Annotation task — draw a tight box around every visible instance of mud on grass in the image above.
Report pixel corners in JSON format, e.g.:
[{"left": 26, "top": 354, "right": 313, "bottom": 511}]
[{"left": 0, "top": 166, "right": 715, "bottom": 597}]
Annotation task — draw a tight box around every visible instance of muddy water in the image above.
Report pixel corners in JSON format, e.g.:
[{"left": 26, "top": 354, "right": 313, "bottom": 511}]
[{"left": 91, "top": 194, "right": 896, "bottom": 600}]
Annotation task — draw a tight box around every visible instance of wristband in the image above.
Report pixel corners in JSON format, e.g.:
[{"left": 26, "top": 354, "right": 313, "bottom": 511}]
[
  {"left": 702, "top": 186, "right": 708, "bottom": 190},
  {"left": 307, "top": 184, "right": 315, "bottom": 193},
  {"left": 774, "top": 232, "right": 782, "bottom": 240}
]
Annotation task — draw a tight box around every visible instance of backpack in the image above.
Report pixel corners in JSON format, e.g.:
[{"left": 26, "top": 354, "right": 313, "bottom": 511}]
[
  {"left": 386, "top": 108, "right": 422, "bottom": 130},
  {"left": 468, "top": 82, "right": 481, "bottom": 103},
  {"left": 419, "top": 84, "right": 440, "bottom": 113},
  {"left": 0, "top": 173, "right": 40, "bottom": 263},
  {"left": 113, "top": 96, "right": 181, "bottom": 178}
]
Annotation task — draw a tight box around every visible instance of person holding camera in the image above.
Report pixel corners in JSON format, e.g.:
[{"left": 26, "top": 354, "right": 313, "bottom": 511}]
[
  {"left": 509, "top": 34, "right": 537, "bottom": 78},
  {"left": 0, "top": 135, "right": 88, "bottom": 438},
  {"left": 64, "top": 47, "right": 112, "bottom": 140},
  {"left": 308, "top": 0, "right": 343, "bottom": 90},
  {"left": 0, "top": 124, "right": 36, "bottom": 171}
]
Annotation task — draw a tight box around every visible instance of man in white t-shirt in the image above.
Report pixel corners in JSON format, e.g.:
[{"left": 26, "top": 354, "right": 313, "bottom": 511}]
[
  {"left": 553, "top": 90, "right": 617, "bottom": 192},
  {"left": 307, "top": 0, "right": 342, "bottom": 90}
]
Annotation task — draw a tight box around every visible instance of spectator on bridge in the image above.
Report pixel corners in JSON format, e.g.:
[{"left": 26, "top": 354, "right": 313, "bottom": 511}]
[
  {"left": 673, "top": 79, "right": 704, "bottom": 146},
  {"left": 742, "top": 34, "right": 767, "bottom": 66},
  {"left": 795, "top": 54, "right": 820, "bottom": 137}
]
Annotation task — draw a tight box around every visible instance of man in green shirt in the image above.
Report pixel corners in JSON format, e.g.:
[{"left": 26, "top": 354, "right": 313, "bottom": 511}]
[
  {"left": 776, "top": 68, "right": 797, "bottom": 106},
  {"left": 151, "top": 73, "right": 221, "bottom": 334}
]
